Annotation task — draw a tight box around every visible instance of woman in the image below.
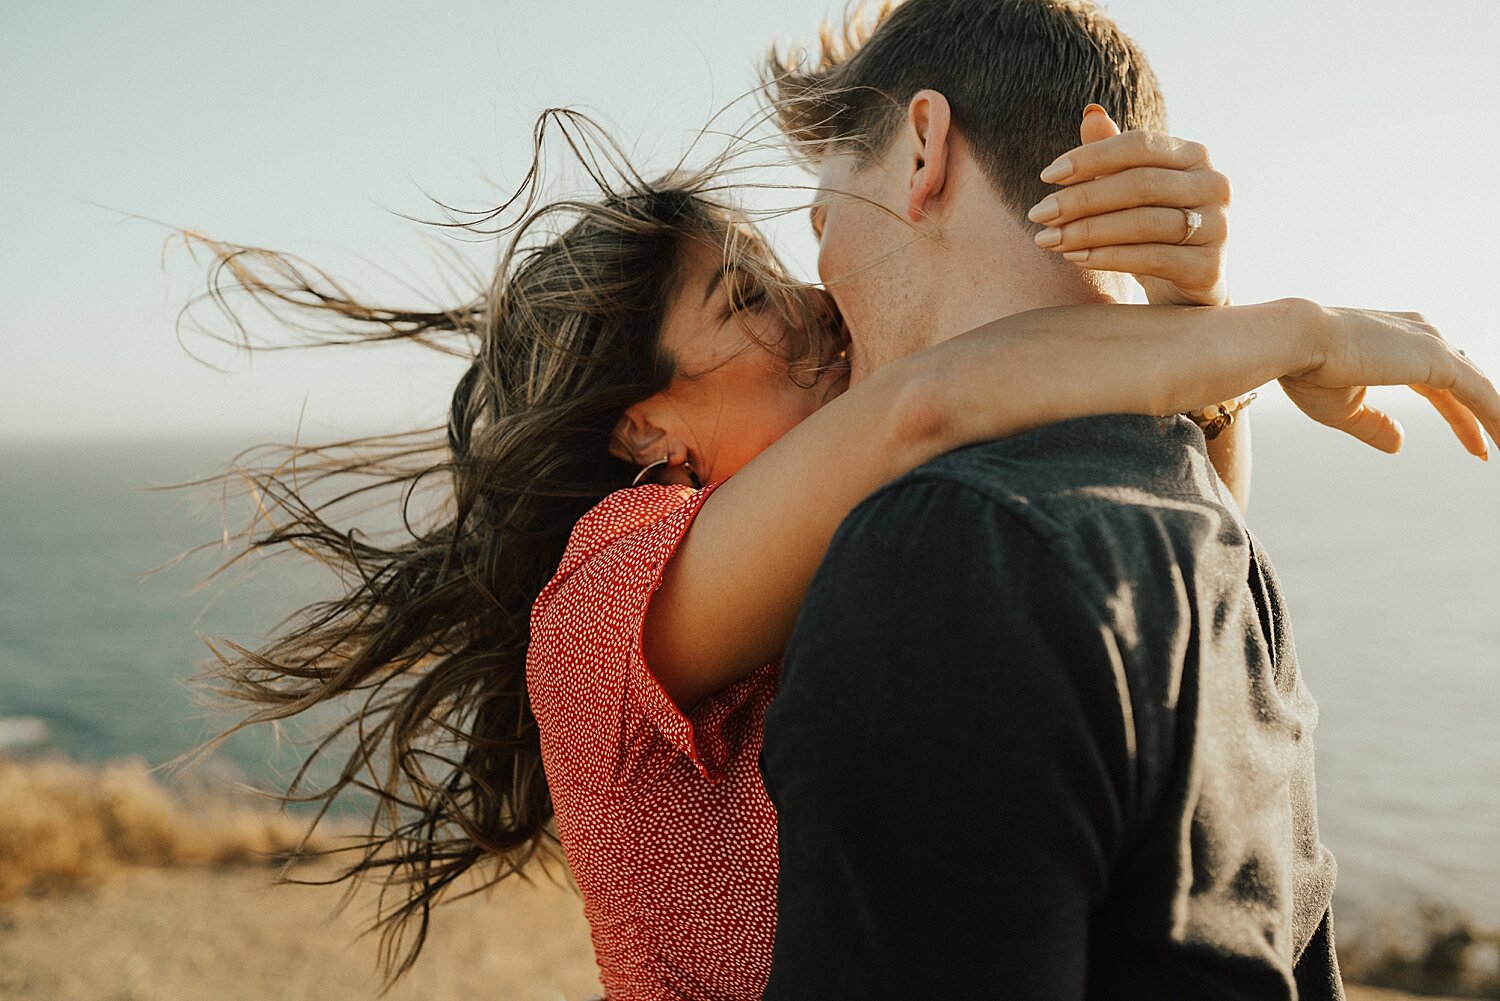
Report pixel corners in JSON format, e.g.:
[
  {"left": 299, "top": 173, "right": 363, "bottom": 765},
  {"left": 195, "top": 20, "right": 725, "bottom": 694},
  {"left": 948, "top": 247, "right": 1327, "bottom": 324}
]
[{"left": 190, "top": 109, "right": 1496, "bottom": 999}]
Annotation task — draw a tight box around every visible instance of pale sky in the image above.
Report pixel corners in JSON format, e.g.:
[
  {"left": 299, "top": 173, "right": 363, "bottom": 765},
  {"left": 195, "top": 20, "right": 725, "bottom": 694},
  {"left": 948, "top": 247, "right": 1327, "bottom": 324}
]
[{"left": 4, "top": 0, "right": 1497, "bottom": 442}]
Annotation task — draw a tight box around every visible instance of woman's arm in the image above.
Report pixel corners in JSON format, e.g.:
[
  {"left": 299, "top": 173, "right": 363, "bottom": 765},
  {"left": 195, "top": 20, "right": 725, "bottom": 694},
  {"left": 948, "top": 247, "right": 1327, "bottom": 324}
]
[{"left": 646, "top": 298, "right": 1497, "bottom": 711}]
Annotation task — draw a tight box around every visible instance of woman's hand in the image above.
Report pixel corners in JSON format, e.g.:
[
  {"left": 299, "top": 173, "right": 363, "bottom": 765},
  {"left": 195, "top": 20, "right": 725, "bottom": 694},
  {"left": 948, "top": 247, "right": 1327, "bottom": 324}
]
[
  {"left": 1280, "top": 300, "right": 1497, "bottom": 458},
  {"left": 1027, "top": 106, "right": 1230, "bottom": 308}
]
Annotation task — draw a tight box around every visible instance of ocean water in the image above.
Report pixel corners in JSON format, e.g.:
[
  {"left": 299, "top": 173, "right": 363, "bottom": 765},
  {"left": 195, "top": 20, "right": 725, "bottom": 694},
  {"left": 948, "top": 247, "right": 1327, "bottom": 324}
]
[
  {"left": 1, "top": 407, "right": 1496, "bottom": 933},
  {"left": 1237, "top": 407, "right": 1500, "bottom": 933},
  {"left": 0, "top": 438, "right": 342, "bottom": 803}
]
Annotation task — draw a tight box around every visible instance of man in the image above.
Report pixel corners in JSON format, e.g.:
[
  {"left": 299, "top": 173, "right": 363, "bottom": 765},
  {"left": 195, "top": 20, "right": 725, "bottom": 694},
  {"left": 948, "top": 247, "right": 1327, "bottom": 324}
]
[{"left": 756, "top": 1, "right": 1344, "bottom": 997}]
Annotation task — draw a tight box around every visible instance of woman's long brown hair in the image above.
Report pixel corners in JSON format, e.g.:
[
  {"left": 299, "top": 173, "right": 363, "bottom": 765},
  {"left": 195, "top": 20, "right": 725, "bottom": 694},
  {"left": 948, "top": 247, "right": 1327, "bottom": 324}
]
[{"left": 171, "top": 109, "right": 837, "bottom": 985}]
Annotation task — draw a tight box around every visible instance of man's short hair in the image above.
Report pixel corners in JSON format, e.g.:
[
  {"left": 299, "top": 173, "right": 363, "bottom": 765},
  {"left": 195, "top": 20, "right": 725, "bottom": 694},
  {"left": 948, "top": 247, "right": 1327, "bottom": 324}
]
[{"left": 765, "top": 0, "right": 1168, "bottom": 221}]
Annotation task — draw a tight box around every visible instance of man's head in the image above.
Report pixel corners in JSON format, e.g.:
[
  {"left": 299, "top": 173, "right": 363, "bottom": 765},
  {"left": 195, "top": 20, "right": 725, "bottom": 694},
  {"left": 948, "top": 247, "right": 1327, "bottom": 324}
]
[{"left": 767, "top": 0, "right": 1167, "bottom": 377}]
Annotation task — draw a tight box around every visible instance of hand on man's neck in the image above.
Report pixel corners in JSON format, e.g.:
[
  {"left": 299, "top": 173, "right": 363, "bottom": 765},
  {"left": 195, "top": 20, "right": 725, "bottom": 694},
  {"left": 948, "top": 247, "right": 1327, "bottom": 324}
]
[
  {"left": 824, "top": 90, "right": 1132, "bottom": 383},
  {"left": 822, "top": 91, "right": 1134, "bottom": 384}
]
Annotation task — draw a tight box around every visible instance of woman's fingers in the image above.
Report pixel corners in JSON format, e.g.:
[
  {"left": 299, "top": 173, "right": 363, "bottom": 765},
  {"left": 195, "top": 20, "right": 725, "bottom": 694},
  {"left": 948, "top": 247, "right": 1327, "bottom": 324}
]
[
  {"left": 1034, "top": 205, "right": 1226, "bottom": 252},
  {"left": 1409, "top": 384, "right": 1490, "bottom": 459},
  {"left": 1405, "top": 319, "right": 1500, "bottom": 454},
  {"left": 1028, "top": 166, "right": 1230, "bottom": 227},
  {"left": 1445, "top": 352, "right": 1500, "bottom": 455},
  {"left": 1040, "top": 130, "right": 1211, "bottom": 185},
  {"left": 1051, "top": 243, "right": 1222, "bottom": 293},
  {"left": 1287, "top": 305, "right": 1499, "bottom": 459},
  {"left": 1334, "top": 404, "right": 1406, "bottom": 454},
  {"left": 1078, "top": 104, "right": 1121, "bottom": 146},
  {"left": 1031, "top": 115, "right": 1232, "bottom": 308},
  {"left": 1367, "top": 314, "right": 1498, "bottom": 456}
]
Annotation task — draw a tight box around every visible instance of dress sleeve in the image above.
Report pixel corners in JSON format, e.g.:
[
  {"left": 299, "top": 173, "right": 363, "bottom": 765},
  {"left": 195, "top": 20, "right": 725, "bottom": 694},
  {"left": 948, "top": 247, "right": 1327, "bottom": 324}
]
[{"left": 527, "top": 481, "right": 764, "bottom": 786}]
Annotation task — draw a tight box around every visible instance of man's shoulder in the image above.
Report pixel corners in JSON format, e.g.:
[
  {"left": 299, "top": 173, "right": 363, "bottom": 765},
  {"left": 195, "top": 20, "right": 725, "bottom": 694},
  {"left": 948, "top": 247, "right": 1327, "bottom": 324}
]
[
  {"left": 840, "top": 413, "right": 1248, "bottom": 607},
  {"left": 861, "top": 414, "right": 1227, "bottom": 530},
  {"left": 912, "top": 414, "right": 1211, "bottom": 495}
]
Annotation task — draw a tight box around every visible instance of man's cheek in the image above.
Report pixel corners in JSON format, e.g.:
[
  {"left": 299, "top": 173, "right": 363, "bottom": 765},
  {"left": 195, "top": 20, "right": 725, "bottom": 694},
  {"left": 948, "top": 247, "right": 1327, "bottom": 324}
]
[
  {"left": 815, "top": 234, "right": 836, "bottom": 287},
  {"left": 816, "top": 225, "right": 856, "bottom": 289}
]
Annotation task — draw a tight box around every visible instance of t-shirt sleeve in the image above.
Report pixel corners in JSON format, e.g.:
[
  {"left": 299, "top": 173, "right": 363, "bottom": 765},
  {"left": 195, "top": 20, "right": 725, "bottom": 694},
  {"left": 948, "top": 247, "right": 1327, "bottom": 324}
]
[
  {"left": 760, "top": 476, "right": 1137, "bottom": 999},
  {"left": 1293, "top": 904, "right": 1347, "bottom": 1001},
  {"left": 527, "top": 481, "right": 762, "bottom": 786}
]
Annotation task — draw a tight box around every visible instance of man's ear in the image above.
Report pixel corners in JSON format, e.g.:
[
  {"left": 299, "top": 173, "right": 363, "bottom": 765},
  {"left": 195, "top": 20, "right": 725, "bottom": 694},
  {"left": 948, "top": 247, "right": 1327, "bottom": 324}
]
[{"left": 905, "top": 89, "right": 953, "bottom": 224}]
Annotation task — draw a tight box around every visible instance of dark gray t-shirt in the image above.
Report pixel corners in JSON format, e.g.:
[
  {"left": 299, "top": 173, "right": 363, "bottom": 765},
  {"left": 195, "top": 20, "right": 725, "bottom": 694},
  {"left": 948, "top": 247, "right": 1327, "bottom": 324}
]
[{"left": 760, "top": 414, "right": 1343, "bottom": 1000}]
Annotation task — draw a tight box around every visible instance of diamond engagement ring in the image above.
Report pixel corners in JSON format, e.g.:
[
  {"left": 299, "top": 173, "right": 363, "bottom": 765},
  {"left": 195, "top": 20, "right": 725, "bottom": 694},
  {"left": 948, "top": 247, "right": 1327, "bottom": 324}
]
[{"left": 1177, "top": 209, "right": 1203, "bottom": 245}]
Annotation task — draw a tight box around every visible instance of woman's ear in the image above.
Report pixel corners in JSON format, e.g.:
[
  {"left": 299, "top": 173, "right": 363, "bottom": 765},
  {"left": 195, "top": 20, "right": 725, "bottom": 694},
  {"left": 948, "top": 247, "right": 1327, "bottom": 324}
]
[
  {"left": 610, "top": 406, "right": 681, "bottom": 467},
  {"left": 610, "top": 409, "right": 656, "bottom": 464},
  {"left": 906, "top": 89, "right": 953, "bottom": 224},
  {"left": 607, "top": 432, "right": 636, "bottom": 465}
]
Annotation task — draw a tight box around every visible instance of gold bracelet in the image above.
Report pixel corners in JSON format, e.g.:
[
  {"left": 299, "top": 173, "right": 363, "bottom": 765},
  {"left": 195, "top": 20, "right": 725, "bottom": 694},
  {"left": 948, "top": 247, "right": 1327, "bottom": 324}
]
[{"left": 1183, "top": 392, "right": 1257, "bottom": 441}]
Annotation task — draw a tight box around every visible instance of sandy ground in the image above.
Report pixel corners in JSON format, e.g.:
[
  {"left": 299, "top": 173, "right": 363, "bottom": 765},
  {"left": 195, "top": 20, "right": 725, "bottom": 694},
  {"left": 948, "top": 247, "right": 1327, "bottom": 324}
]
[
  {"left": 0, "top": 860, "right": 603, "bottom": 1001},
  {"left": 0, "top": 860, "right": 1452, "bottom": 1001}
]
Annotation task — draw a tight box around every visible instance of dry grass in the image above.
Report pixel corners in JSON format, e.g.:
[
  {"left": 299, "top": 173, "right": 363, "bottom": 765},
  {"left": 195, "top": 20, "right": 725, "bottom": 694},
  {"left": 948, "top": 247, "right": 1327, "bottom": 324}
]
[
  {"left": 0, "top": 754, "right": 329, "bottom": 900},
  {"left": 0, "top": 753, "right": 601, "bottom": 1000}
]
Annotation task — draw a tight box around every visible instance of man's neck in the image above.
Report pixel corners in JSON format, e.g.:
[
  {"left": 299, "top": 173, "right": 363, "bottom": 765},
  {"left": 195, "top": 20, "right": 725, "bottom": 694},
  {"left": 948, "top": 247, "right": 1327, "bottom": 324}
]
[
  {"left": 851, "top": 256, "right": 1120, "bottom": 382},
  {"left": 917, "top": 203, "right": 1127, "bottom": 350},
  {"left": 928, "top": 263, "right": 1120, "bottom": 353}
]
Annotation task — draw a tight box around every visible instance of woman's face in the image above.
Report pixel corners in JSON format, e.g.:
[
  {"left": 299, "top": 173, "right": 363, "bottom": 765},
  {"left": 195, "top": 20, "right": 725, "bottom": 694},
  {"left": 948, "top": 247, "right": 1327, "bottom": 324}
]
[{"left": 612, "top": 239, "right": 847, "bottom": 486}]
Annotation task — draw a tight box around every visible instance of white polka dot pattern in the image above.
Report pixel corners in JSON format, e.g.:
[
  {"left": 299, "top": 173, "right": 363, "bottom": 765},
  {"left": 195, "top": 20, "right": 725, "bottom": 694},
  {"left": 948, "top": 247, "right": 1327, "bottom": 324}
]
[{"left": 526, "top": 482, "right": 781, "bottom": 1001}]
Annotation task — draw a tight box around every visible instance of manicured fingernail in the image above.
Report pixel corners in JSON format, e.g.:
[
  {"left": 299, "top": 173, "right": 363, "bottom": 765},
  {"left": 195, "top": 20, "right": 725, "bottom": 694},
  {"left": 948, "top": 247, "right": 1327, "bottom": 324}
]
[
  {"left": 1039, "top": 156, "right": 1073, "bottom": 184},
  {"left": 1063, "top": 249, "right": 1090, "bottom": 262},
  {"left": 1033, "top": 227, "right": 1063, "bottom": 248},
  {"left": 1084, "top": 103, "right": 1108, "bottom": 117},
  {"left": 1028, "top": 195, "right": 1061, "bottom": 223}
]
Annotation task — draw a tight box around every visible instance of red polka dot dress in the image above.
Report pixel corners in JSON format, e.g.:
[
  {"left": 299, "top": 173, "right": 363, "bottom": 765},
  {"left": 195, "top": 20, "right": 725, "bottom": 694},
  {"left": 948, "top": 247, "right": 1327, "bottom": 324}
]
[{"left": 526, "top": 482, "right": 781, "bottom": 1000}]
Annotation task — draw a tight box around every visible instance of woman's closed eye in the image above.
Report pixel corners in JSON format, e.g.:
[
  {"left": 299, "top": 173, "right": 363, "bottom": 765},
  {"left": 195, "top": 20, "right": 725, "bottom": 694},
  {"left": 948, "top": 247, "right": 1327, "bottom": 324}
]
[{"left": 725, "top": 279, "right": 768, "bottom": 318}]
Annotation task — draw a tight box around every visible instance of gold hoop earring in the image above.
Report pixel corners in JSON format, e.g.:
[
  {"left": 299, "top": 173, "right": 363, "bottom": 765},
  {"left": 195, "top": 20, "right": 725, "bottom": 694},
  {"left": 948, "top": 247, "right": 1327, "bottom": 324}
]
[{"left": 632, "top": 456, "right": 670, "bottom": 488}]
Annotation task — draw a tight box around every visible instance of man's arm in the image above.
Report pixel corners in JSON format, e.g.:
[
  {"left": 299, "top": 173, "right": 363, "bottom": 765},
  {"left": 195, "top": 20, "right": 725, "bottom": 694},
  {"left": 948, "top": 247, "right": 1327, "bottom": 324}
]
[
  {"left": 759, "top": 477, "right": 1137, "bottom": 999},
  {"left": 1206, "top": 408, "right": 1251, "bottom": 513}
]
